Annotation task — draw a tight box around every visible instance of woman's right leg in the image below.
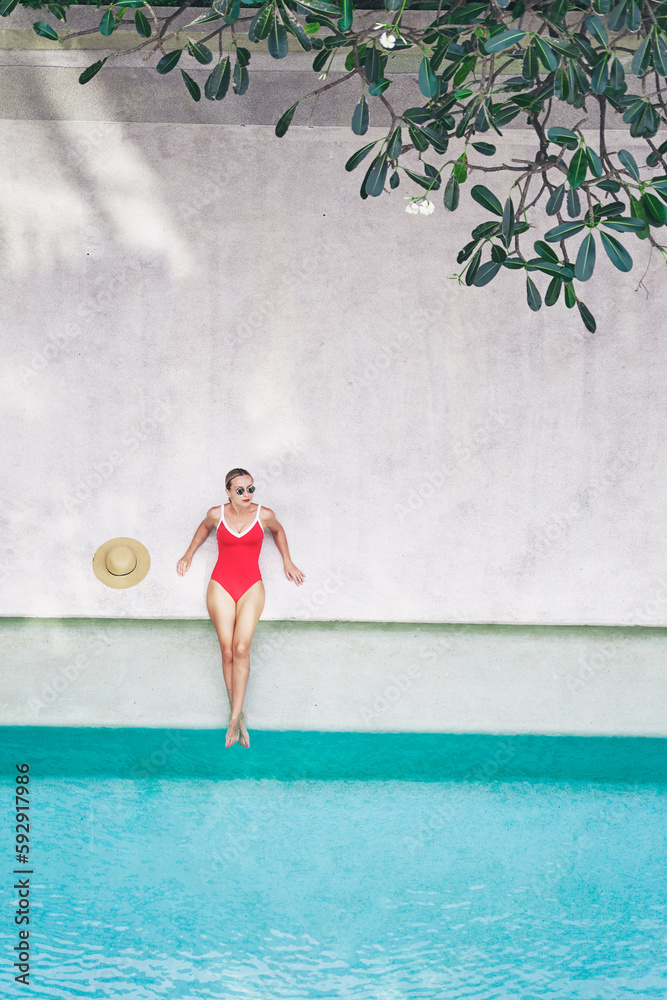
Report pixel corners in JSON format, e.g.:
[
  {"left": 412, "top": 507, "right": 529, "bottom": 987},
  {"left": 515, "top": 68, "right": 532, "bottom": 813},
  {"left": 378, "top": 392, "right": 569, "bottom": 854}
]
[{"left": 206, "top": 580, "right": 237, "bottom": 726}]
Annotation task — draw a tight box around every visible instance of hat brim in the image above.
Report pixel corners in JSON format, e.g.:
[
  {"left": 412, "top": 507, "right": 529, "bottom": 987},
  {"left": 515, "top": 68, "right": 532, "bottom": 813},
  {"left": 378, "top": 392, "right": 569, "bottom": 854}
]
[{"left": 92, "top": 537, "right": 151, "bottom": 589}]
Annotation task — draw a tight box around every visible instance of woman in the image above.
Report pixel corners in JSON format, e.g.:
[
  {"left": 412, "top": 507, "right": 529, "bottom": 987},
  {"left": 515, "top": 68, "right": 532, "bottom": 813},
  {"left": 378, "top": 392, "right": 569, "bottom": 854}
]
[{"left": 177, "top": 468, "right": 305, "bottom": 748}]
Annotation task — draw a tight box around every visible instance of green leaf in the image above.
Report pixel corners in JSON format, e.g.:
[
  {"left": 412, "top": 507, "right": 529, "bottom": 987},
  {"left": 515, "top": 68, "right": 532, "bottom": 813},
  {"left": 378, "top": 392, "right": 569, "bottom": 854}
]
[
  {"left": 547, "top": 127, "right": 578, "bottom": 150},
  {"left": 365, "top": 45, "right": 380, "bottom": 83},
  {"left": 483, "top": 28, "right": 526, "bottom": 53},
  {"left": 526, "top": 259, "right": 574, "bottom": 279},
  {"left": 225, "top": 0, "right": 241, "bottom": 23},
  {"left": 33, "top": 20, "right": 60, "bottom": 39},
  {"left": 533, "top": 35, "right": 558, "bottom": 72},
  {"left": 546, "top": 183, "right": 565, "bottom": 216},
  {"left": 312, "top": 48, "right": 329, "bottom": 72},
  {"left": 642, "top": 191, "right": 667, "bottom": 226},
  {"left": 607, "top": 0, "right": 628, "bottom": 32},
  {"left": 351, "top": 95, "right": 369, "bottom": 135},
  {"left": 279, "top": 3, "right": 311, "bottom": 49},
  {"left": 387, "top": 126, "right": 402, "bottom": 159},
  {"left": 390, "top": 170, "right": 400, "bottom": 189},
  {"left": 590, "top": 54, "right": 609, "bottom": 94},
  {"left": 338, "top": 0, "right": 353, "bottom": 31},
  {"left": 344, "top": 139, "right": 380, "bottom": 171},
  {"left": 597, "top": 180, "right": 622, "bottom": 196},
  {"left": 566, "top": 187, "right": 581, "bottom": 219},
  {"left": 187, "top": 39, "right": 213, "bottom": 64},
  {"left": 78, "top": 57, "right": 108, "bottom": 84},
  {"left": 275, "top": 100, "right": 300, "bottom": 137},
  {"left": 618, "top": 148, "right": 640, "bottom": 181},
  {"left": 204, "top": 57, "right": 231, "bottom": 100},
  {"left": 601, "top": 215, "right": 648, "bottom": 233},
  {"left": 268, "top": 18, "right": 288, "bottom": 58},
  {"left": 471, "top": 142, "right": 496, "bottom": 156},
  {"left": 99, "top": 9, "right": 116, "bottom": 36},
  {"left": 577, "top": 301, "right": 596, "bottom": 332},
  {"left": 465, "top": 248, "right": 483, "bottom": 286},
  {"left": 473, "top": 261, "right": 502, "bottom": 286},
  {"left": 233, "top": 62, "right": 249, "bottom": 94},
  {"left": 47, "top": 3, "right": 67, "bottom": 22},
  {"left": 502, "top": 196, "right": 514, "bottom": 246},
  {"left": 526, "top": 275, "right": 542, "bottom": 311},
  {"left": 189, "top": 10, "right": 223, "bottom": 24},
  {"left": 418, "top": 57, "right": 439, "bottom": 98},
  {"left": 568, "top": 146, "right": 588, "bottom": 189},
  {"left": 564, "top": 281, "right": 576, "bottom": 308},
  {"left": 452, "top": 156, "right": 468, "bottom": 184},
  {"left": 534, "top": 240, "right": 559, "bottom": 262},
  {"left": 180, "top": 68, "right": 201, "bottom": 101},
  {"left": 368, "top": 77, "right": 391, "bottom": 97},
  {"left": 470, "top": 184, "right": 503, "bottom": 216},
  {"left": 631, "top": 34, "right": 652, "bottom": 77},
  {"left": 522, "top": 44, "right": 538, "bottom": 81},
  {"left": 408, "top": 125, "right": 430, "bottom": 153},
  {"left": 585, "top": 12, "right": 608, "bottom": 45},
  {"left": 586, "top": 146, "right": 603, "bottom": 178},
  {"left": 599, "top": 230, "right": 633, "bottom": 271},
  {"left": 653, "top": 33, "right": 667, "bottom": 76},
  {"left": 545, "top": 276, "right": 562, "bottom": 306},
  {"left": 544, "top": 221, "right": 586, "bottom": 242},
  {"left": 574, "top": 232, "right": 596, "bottom": 281},
  {"left": 135, "top": 9, "right": 151, "bottom": 36},
  {"left": 156, "top": 49, "right": 183, "bottom": 74},
  {"left": 251, "top": 1, "right": 274, "bottom": 41},
  {"left": 491, "top": 244, "right": 507, "bottom": 263},
  {"left": 0, "top": 0, "right": 20, "bottom": 16},
  {"left": 404, "top": 167, "right": 439, "bottom": 191},
  {"left": 365, "top": 153, "right": 388, "bottom": 197},
  {"left": 502, "top": 257, "right": 525, "bottom": 270},
  {"left": 457, "top": 239, "right": 479, "bottom": 264},
  {"left": 444, "top": 174, "right": 460, "bottom": 211}
]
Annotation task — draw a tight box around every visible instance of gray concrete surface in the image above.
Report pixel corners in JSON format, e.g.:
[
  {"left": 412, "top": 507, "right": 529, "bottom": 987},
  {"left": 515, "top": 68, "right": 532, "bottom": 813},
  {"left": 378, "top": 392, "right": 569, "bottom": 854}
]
[
  {"left": 2, "top": 617, "right": 666, "bottom": 734},
  {"left": 1, "top": 117, "right": 666, "bottom": 626}
]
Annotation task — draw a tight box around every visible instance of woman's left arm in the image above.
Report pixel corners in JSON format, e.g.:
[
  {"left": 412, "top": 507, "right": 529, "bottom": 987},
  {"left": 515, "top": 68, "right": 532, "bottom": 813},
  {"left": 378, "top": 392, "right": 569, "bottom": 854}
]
[{"left": 261, "top": 507, "right": 306, "bottom": 586}]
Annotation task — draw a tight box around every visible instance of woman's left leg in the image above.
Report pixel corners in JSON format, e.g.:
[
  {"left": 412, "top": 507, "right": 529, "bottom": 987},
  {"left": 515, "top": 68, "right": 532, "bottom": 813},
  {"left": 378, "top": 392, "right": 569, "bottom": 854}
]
[{"left": 230, "top": 580, "right": 265, "bottom": 722}]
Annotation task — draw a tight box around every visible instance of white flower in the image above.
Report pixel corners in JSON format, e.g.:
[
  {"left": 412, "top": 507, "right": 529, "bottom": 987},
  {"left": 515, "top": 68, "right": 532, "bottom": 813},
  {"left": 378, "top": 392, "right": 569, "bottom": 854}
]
[
  {"left": 373, "top": 21, "right": 386, "bottom": 28},
  {"left": 318, "top": 72, "right": 327, "bottom": 80},
  {"left": 405, "top": 197, "right": 435, "bottom": 215},
  {"left": 380, "top": 31, "right": 396, "bottom": 49}
]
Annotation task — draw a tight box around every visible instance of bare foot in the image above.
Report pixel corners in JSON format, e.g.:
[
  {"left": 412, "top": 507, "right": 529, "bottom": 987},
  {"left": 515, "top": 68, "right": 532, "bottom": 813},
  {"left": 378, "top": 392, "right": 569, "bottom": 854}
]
[
  {"left": 226, "top": 715, "right": 240, "bottom": 748},
  {"left": 238, "top": 711, "right": 250, "bottom": 748}
]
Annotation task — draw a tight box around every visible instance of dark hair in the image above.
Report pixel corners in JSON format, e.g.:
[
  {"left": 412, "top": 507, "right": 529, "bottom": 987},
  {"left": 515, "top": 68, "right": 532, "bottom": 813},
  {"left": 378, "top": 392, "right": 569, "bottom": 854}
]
[{"left": 225, "top": 468, "right": 252, "bottom": 491}]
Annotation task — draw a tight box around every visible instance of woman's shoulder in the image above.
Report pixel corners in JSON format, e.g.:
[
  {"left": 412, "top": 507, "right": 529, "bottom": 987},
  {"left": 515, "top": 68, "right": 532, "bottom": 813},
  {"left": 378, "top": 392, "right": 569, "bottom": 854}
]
[{"left": 206, "top": 504, "right": 223, "bottom": 527}]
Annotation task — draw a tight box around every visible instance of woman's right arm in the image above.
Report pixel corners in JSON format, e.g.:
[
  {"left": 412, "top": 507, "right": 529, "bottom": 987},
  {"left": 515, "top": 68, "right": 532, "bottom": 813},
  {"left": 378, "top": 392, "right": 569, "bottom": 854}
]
[{"left": 177, "top": 507, "right": 220, "bottom": 576}]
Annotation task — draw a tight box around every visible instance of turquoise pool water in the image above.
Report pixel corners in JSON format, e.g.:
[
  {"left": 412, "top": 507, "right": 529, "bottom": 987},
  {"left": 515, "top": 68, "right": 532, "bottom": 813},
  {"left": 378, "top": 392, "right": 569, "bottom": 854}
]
[{"left": 0, "top": 729, "right": 665, "bottom": 999}]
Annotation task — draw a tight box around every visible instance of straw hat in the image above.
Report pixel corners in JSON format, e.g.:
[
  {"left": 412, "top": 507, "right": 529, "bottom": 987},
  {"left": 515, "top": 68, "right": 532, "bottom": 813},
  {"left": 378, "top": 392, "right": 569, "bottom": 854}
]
[{"left": 92, "top": 537, "right": 150, "bottom": 589}]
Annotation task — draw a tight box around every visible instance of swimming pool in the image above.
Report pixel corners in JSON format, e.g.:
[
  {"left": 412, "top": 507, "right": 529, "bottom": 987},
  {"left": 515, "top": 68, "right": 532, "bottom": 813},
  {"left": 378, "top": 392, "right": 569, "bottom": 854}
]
[{"left": 1, "top": 729, "right": 665, "bottom": 999}]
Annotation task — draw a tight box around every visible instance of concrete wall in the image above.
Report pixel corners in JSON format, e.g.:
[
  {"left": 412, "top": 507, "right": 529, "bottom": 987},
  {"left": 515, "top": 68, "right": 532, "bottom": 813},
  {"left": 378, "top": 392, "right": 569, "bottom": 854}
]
[
  {"left": 1, "top": 13, "right": 666, "bottom": 627},
  {"left": 3, "top": 618, "right": 667, "bottom": 735}
]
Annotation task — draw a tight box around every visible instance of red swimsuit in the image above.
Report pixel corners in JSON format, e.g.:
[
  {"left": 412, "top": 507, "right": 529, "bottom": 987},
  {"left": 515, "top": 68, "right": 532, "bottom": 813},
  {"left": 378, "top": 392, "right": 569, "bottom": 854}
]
[{"left": 210, "top": 504, "right": 264, "bottom": 602}]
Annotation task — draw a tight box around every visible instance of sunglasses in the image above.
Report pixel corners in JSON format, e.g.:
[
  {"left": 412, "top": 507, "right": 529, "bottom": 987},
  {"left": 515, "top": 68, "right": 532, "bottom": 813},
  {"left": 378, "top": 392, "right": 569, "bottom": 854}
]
[{"left": 232, "top": 486, "right": 255, "bottom": 495}]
